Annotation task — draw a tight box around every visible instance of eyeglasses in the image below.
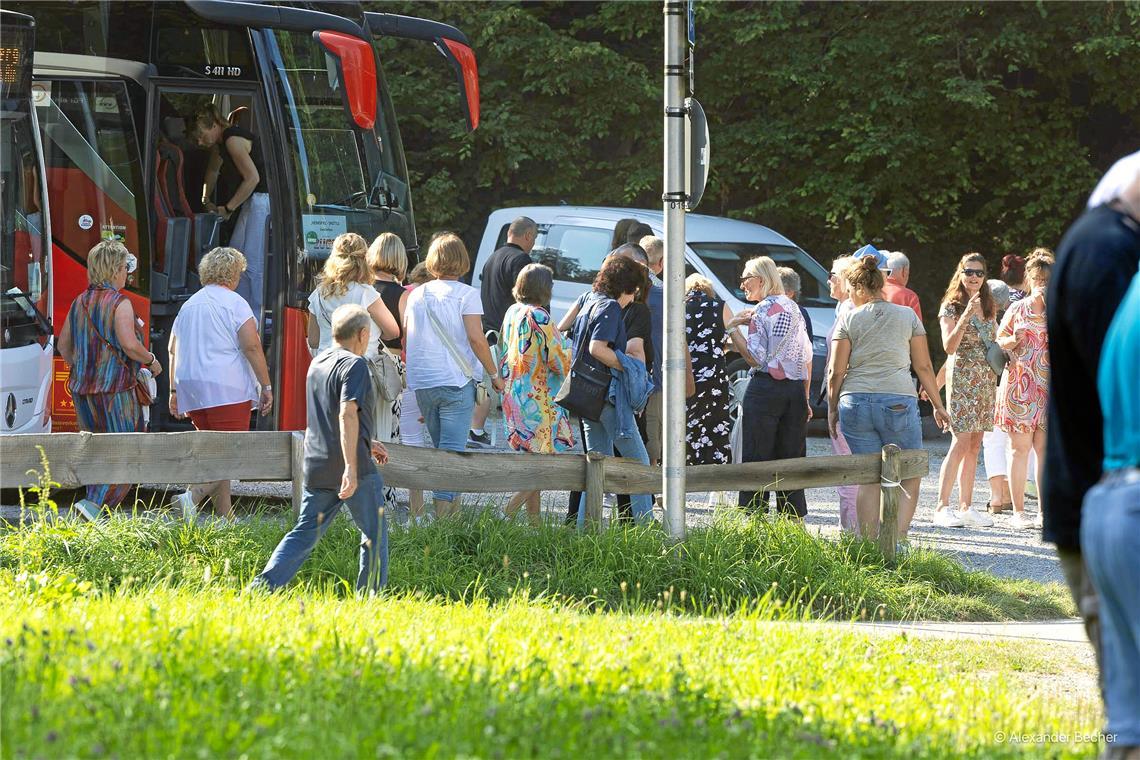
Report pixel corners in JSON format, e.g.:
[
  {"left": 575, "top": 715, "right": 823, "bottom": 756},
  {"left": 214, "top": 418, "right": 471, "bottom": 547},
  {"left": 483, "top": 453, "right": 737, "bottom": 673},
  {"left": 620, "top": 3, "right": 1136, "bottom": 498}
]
[
  {"left": 961, "top": 268, "right": 985, "bottom": 278},
  {"left": 739, "top": 275, "right": 756, "bottom": 285}
]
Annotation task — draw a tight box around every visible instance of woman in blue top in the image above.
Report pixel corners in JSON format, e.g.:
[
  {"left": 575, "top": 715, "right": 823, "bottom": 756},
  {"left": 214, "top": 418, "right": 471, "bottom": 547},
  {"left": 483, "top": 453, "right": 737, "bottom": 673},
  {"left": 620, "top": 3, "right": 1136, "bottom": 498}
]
[{"left": 568, "top": 255, "right": 654, "bottom": 528}]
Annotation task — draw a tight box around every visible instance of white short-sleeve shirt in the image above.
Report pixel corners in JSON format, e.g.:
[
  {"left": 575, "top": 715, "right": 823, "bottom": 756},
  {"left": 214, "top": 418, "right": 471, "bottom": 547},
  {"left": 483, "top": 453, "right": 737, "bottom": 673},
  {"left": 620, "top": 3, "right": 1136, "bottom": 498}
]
[
  {"left": 308, "top": 282, "right": 383, "bottom": 362},
  {"left": 171, "top": 284, "right": 258, "bottom": 413},
  {"left": 404, "top": 279, "right": 483, "bottom": 390}
]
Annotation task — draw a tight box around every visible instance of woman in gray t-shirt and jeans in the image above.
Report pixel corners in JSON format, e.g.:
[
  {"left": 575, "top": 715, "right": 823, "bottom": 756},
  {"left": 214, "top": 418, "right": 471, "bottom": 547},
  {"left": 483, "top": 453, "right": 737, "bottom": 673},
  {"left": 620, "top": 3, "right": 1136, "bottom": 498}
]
[{"left": 827, "top": 256, "right": 951, "bottom": 539}]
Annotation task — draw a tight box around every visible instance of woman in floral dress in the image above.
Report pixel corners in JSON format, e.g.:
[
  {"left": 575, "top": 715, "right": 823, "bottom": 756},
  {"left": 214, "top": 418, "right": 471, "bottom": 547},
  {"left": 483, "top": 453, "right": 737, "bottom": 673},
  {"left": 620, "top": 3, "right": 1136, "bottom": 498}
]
[
  {"left": 996, "top": 251, "right": 1053, "bottom": 529},
  {"left": 934, "top": 252, "right": 999, "bottom": 529},
  {"left": 684, "top": 275, "right": 732, "bottom": 465},
  {"left": 498, "top": 264, "right": 574, "bottom": 523}
]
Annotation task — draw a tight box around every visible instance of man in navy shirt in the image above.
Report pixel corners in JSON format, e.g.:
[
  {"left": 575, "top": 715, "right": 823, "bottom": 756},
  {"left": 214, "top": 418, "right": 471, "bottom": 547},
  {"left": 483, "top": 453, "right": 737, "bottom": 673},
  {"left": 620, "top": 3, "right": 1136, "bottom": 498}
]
[
  {"left": 1046, "top": 158, "right": 1140, "bottom": 700},
  {"left": 252, "top": 304, "right": 391, "bottom": 593}
]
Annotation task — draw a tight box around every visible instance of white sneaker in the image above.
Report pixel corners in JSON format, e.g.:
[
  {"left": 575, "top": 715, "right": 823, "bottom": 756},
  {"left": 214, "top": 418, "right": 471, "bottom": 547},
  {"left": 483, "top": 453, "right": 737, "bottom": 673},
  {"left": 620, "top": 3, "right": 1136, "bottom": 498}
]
[
  {"left": 173, "top": 491, "right": 197, "bottom": 523},
  {"left": 959, "top": 507, "right": 994, "bottom": 528},
  {"left": 73, "top": 499, "right": 102, "bottom": 523},
  {"left": 1035, "top": 511, "right": 1043, "bottom": 528},
  {"left": 1010, "top": 511, "right": 1035, "bottom": 530},
  {"left": 932, "top": 508, "right": 964, "bottom": 528}
]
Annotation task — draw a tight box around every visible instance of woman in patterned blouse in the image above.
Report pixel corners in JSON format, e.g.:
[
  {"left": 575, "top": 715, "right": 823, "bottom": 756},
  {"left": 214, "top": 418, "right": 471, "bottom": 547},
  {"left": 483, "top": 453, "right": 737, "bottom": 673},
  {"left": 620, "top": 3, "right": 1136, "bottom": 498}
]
[{"left": 727, "top": 255, "right": 813, "bottom": 517}]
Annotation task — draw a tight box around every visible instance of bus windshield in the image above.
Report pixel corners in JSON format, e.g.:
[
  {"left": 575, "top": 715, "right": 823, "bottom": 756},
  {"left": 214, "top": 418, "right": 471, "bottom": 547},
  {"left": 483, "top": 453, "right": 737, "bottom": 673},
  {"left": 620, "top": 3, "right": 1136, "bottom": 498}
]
[{"left": 269, "top": 29, "right": 413, "bottom": 269}]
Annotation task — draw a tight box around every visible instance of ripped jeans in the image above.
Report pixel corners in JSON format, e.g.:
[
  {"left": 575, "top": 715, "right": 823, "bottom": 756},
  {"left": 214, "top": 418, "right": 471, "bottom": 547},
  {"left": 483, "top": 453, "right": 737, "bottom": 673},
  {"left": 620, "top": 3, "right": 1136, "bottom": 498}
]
[{"left": 837, "top": 393, "right": 923, "bottom": 455}]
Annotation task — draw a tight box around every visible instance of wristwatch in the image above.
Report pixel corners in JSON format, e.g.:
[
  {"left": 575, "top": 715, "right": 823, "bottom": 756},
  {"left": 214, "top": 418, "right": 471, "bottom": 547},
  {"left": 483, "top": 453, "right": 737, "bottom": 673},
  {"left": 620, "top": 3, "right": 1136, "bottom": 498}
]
[{"left": 261, "top": 384, "right": 273, "bottom": 392}]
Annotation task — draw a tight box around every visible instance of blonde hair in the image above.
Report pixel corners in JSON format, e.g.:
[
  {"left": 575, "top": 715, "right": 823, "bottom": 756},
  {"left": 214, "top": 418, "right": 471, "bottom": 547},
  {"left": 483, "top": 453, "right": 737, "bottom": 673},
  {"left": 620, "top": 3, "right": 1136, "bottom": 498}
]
[
  {"left": 367, "top": 232, "right": 408, "bottom": 281},
  {"left": 86, "top": 240, "right": 130, "bottom": 285},
  {"left": 685, "top": 273, "right": 715, "bottom": 297},
  {"left": 425, "top": 232, "right": 469, "bottom": 278},
  {"left": 741, "top": 256, "right": 784, "bottom": 299},
  {"left": 318, "top": 233, "right": 371, "bottom": 298},
  {"left": 330, "top": 303, "right": 370, "bottom": 342},
  {"left": 192, "top": 103, "right": 230, "bottom": 137},
  {"left": 842, "top": 255, "right": 885, "bottom": 296},
  {"left": 1025, "top": 248, "right": 1054, "bottom": 284},
  {"left": 407, "top": 261, "right": 432, "bottom": 286},
  {"left": 198, "top": 246, "right": 247, "bottom": 286}
]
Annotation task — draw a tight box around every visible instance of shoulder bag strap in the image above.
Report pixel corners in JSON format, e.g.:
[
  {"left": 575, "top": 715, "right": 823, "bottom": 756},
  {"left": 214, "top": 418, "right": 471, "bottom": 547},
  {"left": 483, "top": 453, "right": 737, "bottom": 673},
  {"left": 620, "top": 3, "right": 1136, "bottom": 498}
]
[
  {"left": 424, "top": 300, "right": 475, "bottom": 379},
  {"left": 80, "top": 292, "right": 135, "bottom": 374}
]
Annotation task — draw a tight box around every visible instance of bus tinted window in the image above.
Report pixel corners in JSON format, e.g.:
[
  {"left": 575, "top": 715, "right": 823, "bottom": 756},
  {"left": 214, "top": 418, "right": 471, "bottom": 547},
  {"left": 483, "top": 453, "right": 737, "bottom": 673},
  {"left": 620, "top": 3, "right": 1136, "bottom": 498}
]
[
  {"left": 152, "top": 6, "right": 255, "bottom": 80},
  {"left": 35, "top": 79, "right": 149, "bottom": 294},
  {"left": 7, "top": 1, "right": 149, "bottom": 62}
]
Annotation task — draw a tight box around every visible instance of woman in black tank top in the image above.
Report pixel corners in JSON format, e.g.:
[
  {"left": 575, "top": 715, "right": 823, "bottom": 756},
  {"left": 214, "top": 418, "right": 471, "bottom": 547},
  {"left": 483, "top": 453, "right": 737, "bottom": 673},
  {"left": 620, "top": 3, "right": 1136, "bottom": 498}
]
[{"left": 193, "top": 104, "right": 271, "bottom": 324}]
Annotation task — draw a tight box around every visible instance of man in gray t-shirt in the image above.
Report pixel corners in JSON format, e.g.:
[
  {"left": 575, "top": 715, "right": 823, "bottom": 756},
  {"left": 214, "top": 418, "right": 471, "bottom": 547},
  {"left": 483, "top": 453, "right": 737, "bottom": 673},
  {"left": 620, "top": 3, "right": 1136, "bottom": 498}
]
[{"left": 252, "top": 304, "right": 391, "bottom": 593}]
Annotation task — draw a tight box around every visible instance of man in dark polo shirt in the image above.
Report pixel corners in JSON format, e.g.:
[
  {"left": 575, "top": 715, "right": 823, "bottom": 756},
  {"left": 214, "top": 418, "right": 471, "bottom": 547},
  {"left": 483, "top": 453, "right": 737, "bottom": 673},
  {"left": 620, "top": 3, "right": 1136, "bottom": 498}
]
[
  {"left": 251, "top": 304, "right": 390, "bottom": 593},
  {"left": 1045, "top": 157, "right": 1140, "bottom": 695},
  {"left": 469, "top": 216, "right": 537, "bottom": 446}
]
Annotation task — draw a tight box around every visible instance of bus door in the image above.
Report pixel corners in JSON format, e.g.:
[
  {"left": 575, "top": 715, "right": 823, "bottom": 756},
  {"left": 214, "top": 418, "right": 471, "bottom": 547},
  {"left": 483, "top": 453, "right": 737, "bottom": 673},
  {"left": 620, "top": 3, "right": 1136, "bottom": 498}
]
[
  {"left": 31, "top": 73, "right": 151, "bottom": 431},
  {"left": 1, "top": 10, "right": 54, "bottom": 433}
]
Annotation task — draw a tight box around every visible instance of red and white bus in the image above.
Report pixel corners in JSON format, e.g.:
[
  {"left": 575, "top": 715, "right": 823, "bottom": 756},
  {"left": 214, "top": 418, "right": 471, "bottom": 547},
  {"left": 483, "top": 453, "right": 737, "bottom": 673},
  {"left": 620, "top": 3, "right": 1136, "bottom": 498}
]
[
  {"left": 6, "top": 0, "right": 478, "bottom": 431},
  {"left": 0, "top": 9, "right": 54, "bottom": 434}
]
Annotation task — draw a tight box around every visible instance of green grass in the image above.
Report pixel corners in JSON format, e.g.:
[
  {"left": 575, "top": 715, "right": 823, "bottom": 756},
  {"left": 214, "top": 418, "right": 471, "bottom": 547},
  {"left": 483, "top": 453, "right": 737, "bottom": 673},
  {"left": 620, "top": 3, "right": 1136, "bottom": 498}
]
[
  {"left": 0, "top": 580, "right": 1099, "bottom": 759},
  {"left": 2, "top": 507, "right": 1073, "bottom": 622}
]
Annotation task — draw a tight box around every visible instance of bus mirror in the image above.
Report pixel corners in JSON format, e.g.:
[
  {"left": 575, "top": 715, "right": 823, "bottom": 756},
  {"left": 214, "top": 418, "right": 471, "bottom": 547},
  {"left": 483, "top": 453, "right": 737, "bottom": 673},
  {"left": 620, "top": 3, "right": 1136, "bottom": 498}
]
[
  {"left": 314, "top": 30, "right": 378, "bottom": 130},
  {"left": 363, "top": 12, "right": 480, "bottom": 132}
]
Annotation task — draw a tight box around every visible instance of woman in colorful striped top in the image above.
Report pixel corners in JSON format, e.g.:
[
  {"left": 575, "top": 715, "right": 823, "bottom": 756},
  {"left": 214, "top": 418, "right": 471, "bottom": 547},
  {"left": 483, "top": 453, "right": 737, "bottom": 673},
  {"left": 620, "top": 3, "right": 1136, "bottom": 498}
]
[{"left": 57, "top": 241, "right": 162, "bottom": 521}]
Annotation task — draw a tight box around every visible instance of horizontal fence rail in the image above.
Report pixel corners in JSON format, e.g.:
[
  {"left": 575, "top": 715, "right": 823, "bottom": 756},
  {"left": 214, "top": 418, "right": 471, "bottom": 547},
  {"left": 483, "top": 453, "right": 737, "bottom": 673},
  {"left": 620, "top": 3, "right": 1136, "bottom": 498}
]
[{"left": 1, "top": 432, "right": 927, "bottom": 559}]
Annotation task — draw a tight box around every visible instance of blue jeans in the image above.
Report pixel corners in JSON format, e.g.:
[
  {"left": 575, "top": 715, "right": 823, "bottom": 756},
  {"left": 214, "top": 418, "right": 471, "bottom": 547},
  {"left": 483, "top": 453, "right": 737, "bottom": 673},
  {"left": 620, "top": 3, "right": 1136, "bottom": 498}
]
[
  {"left": 1081, "top": 469, "right": 1140, "bottom": 746},
  {"left": 837, "top": 393, "right": 923, "bottom": 455},
  {"left": 415, "top": 381, "right": 475, "bottom": 503},
  {"left": 254, "top": 473, "right": 388, "bottom": 592},
  {"left": 579, "top": 402, "right": 653, "bottom": 528},
  {"left": 232, "top": 192, "right": 270, "bottom": 325}
]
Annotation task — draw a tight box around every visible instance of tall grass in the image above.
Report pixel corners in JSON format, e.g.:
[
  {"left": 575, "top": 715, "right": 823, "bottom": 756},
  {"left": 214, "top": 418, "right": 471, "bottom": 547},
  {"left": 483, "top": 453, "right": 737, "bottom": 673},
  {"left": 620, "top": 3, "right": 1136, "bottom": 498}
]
[{"left": 1, "top": 506, "right": 1073, "bottom": 622}]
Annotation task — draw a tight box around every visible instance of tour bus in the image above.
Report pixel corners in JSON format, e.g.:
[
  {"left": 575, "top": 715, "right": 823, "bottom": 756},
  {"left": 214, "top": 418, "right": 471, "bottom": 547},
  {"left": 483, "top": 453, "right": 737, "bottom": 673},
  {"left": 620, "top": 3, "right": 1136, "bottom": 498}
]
[
  {"left": 0, "top": 10, "right": 54, "bottom": 434},
  {"left": 7, "top": 0, "right": 479, "bottom": 431}
]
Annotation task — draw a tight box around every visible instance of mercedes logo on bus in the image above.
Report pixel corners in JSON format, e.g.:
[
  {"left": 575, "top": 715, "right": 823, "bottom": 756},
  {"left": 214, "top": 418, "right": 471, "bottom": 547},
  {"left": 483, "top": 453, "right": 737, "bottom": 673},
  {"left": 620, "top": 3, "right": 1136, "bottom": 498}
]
[{"left": 4, "top": 393, "right": 15, "bottom": 428}]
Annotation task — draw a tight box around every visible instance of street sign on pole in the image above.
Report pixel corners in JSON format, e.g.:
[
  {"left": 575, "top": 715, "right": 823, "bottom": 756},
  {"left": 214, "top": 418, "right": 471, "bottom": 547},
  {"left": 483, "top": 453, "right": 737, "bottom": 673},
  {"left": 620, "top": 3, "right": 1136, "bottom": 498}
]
[
  {"left": 685, "top": 97, "right": 709, "bottom": 211},
  {"left": 662, "top": 0, "right": 687, "bottom": 540}
]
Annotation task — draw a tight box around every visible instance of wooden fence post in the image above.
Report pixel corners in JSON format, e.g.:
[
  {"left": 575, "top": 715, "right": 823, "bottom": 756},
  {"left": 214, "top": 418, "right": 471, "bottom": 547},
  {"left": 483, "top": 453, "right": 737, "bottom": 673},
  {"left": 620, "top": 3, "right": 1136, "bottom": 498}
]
[
  {"left": 291, "top": 431, "right": 305, "bottom": 521},
  {"left": 584, "top": 452, "right": 606, "bottom": 529},
  {"left": 878, "top": 444, "right": 901, "bottom": 562}
]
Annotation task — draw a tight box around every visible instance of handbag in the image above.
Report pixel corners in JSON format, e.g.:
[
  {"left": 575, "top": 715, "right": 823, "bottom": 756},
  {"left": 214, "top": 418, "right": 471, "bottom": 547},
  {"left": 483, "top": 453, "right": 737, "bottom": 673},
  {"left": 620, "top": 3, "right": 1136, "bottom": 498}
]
[
  {"left": 972, "top": 316, "right": 1008, "bottom": 379},
  {"left": 80, "top": 294, "right": 154, "bottom": 406},
  {"left": 553, "top": 302, "right": 612, "bottom": 421},
  {"left": 368, "top": 350, "right": 404, "bottom": 404}
]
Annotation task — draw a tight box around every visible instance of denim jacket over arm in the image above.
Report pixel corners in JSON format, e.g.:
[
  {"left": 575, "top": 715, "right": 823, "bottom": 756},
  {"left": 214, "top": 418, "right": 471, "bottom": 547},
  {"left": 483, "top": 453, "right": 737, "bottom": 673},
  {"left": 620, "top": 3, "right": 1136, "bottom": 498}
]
[{"left": 608, "top": 350, "right": 652, "bottom": 439}]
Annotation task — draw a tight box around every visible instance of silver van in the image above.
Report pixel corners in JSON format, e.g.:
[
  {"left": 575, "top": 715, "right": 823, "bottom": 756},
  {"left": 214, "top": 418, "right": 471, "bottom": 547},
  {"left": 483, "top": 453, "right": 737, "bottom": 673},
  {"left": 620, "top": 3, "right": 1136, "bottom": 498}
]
[{"left": 471, "top": 206, "right": 837, "bottom": 414}]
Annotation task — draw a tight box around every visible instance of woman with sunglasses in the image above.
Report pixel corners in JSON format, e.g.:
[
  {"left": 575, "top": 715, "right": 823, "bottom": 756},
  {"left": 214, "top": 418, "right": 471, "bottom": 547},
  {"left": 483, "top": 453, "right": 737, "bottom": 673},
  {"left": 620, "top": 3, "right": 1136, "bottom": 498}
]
[
  {"left": 57, "top": 240, "right": 161, "bottom": 522},
  {"left": 933, "top": 253, "right": 998, "bottom": 528}
]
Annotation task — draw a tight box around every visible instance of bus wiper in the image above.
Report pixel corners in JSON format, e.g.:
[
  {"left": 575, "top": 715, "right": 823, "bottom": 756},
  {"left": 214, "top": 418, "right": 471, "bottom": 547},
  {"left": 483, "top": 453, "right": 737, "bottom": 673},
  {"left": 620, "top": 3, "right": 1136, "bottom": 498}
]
[{"left": 2, "top": 288, "right": 53, "bottom": 335}]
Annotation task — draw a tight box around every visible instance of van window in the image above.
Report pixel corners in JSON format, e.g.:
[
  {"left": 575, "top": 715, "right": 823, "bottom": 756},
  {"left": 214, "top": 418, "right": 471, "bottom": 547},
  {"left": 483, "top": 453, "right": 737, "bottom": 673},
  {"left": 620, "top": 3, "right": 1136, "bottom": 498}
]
[
  {"left": 532, "top": 224, "right": 612, "bottom": 285},
  {"left": 689, "top": 242, "right": 834, "bottom": 307}
]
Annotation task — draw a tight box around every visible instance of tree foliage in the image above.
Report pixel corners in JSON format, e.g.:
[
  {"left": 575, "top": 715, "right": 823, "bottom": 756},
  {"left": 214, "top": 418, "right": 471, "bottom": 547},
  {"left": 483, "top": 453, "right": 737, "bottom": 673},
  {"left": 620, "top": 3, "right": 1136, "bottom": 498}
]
[{"left": 375, "top": 1, "right": 1139, "bottom": 334}]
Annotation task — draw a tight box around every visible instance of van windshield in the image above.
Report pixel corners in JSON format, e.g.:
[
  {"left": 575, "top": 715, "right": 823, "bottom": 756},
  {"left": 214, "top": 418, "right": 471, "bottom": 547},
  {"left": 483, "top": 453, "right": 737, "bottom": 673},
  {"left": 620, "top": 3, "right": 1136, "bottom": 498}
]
[{"left": 689, "top": 242, "right": 835, "bottom": 307}]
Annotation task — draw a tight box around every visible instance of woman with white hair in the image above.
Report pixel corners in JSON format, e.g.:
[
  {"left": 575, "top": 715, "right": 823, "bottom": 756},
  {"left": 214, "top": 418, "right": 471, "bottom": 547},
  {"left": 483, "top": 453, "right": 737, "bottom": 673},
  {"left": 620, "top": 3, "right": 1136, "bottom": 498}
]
[
  {"left": 727, "top": 255, "right": 813, "bottom": 517},
  {"left": 57, "top": 240, "right": 161, "bottom": 521},
  {"left": 168, "top": 246, "right": 273, "bottom": 521}
]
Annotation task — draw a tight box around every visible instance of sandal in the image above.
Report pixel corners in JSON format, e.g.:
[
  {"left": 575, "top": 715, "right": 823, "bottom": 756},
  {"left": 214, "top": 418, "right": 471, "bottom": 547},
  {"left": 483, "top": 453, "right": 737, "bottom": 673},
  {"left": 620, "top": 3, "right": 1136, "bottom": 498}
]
[{"left": 988, "top": 502, "right": 1011, "bottom": 514}]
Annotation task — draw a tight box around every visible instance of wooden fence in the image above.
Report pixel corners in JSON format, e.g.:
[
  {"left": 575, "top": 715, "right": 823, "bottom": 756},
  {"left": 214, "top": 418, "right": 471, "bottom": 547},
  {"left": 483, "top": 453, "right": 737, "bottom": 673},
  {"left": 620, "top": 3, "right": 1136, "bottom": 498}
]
[{"left": 0, "top": 432, "right": 928, "bottom": 561}]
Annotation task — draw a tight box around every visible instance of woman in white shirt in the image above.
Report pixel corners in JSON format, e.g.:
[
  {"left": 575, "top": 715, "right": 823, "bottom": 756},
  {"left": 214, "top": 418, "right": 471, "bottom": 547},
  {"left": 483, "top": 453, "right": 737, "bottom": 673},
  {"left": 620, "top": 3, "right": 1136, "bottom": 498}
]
[
  {"left": 307, "top": 232, "right": 399, "bottom": 362},
  {"left": 404, "top": 233, "right": 504, "bottom": 517},
  {"left": 168, "top": 247, "right": 273, "bottom": 521}
]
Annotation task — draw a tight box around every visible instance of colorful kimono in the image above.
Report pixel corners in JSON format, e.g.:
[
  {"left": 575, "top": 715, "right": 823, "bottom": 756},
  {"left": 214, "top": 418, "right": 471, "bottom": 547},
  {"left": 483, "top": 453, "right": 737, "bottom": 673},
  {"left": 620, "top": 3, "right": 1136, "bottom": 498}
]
[{"left": 498, "top": 303, "right": 575, "bottom": 453}]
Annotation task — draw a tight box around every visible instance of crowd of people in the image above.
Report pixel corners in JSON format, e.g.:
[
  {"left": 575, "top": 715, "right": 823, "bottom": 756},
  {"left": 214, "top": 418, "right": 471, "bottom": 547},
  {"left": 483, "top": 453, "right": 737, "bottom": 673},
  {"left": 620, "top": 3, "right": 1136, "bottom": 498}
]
[{"left": 51, "top": 146, "right": 1140, "bottom": 757}]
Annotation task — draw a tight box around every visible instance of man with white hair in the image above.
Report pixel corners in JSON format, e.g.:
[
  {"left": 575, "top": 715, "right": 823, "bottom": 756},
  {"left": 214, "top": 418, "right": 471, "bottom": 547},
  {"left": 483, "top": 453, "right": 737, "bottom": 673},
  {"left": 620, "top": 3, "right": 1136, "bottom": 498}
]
[
  {"left": 882, "top": 250, "right": 922, "bottom": 321},
  {"left": 1045, "top": 156, "right": 1140, "bottom": 724}
]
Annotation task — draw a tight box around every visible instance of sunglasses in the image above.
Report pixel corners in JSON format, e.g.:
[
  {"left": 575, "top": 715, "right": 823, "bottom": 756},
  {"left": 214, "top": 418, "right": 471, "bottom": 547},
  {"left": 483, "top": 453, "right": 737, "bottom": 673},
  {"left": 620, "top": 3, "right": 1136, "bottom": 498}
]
[
  {"left": 961, "top": 268, "right": 985, "bottom": 278},
  {"left": 739, "top": 275, "right": 756, "bottom": 285}
]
